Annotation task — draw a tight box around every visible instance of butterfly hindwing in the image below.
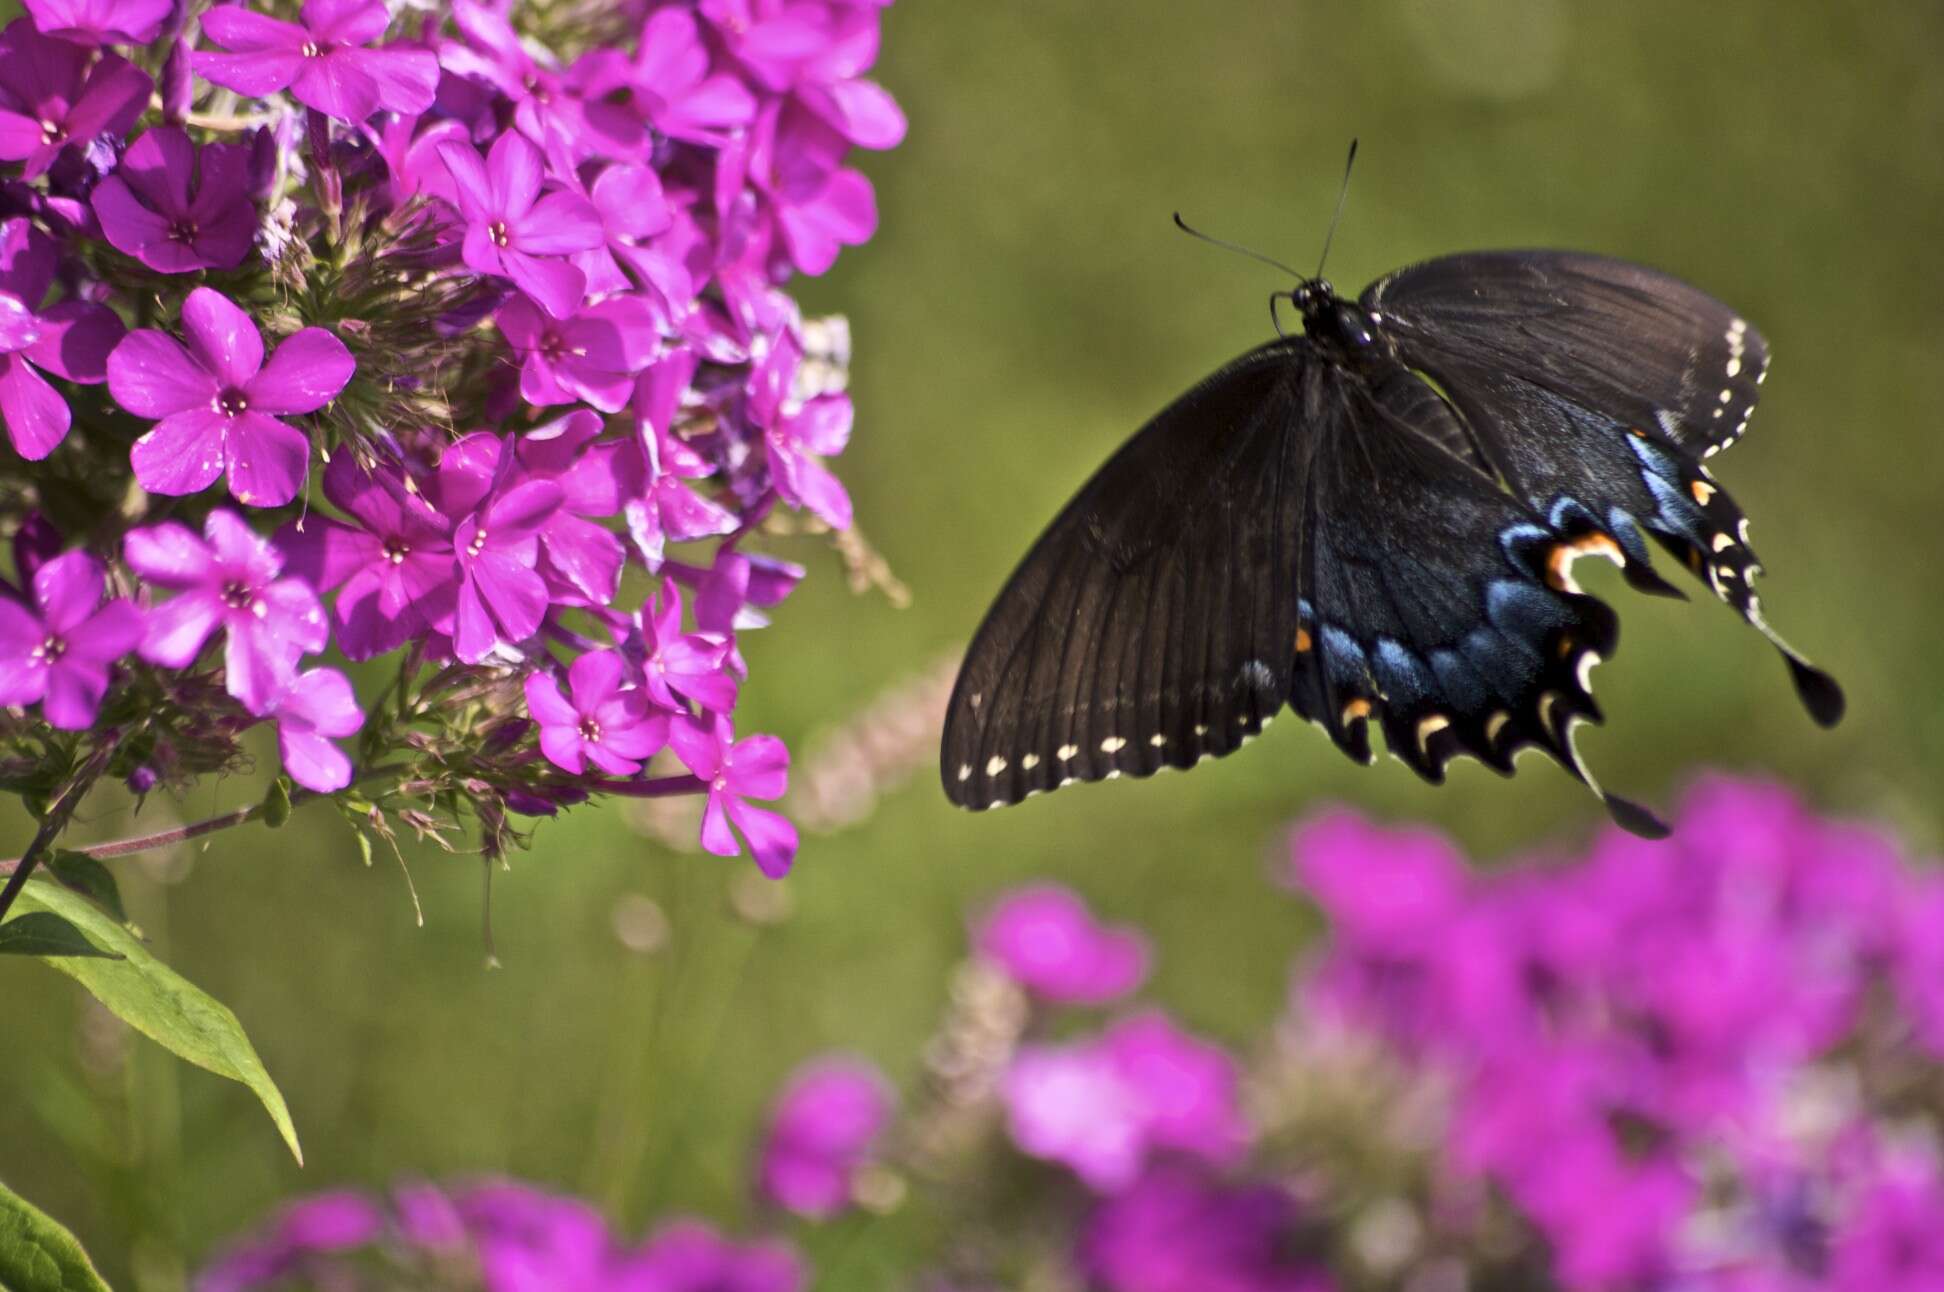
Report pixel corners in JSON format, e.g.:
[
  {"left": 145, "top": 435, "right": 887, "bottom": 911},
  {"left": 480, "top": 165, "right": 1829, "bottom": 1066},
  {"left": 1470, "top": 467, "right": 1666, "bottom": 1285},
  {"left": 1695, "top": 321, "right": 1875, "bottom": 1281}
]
[
  {"left": 1368, "top": 261, "right": 1842, "bottom": 726},
  {"left": 1295, "top": 360, "right": 1664, "bottom": 835},
  {"left": 941, "top": 340, "right": 1312, "bottom": 809}
]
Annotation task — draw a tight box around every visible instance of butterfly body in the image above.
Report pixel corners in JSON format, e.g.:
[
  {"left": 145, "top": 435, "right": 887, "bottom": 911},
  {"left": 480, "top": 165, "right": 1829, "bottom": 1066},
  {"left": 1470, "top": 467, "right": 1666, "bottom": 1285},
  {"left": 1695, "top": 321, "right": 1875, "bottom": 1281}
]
[{"left": 942, "top": 249, "right": 1842, "bottom": 838}]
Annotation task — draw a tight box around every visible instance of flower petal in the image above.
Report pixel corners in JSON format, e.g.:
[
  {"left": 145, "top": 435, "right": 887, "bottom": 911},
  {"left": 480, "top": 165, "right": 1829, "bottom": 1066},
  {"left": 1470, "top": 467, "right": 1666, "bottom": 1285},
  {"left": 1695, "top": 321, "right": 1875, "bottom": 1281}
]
[
  {"left": 123, "top": 521, "right": 214, "bottom": 586},
  {"left": 501, "top": 249, "right": 586, "bottom": 320},
  {"left": 42, "top": 658, "right": 111, "bottom": 730},
  {"left": 138, "top": 590, "right": 222, "bottom": 668},
  {"left": 247, "top": 327, "right": 354, "bottom": 414},
  {"left": 130, "top": 409, "right": 228, "bottom": 496},
  {"left": 0, "top": 354, "right": 71, "bottom": 460},
  {"left": 223, "top": 412, "right": 311, "bottom": 508},
  {"left": 32, "top": 551, "right": 103, "bottom": 633},
  {"left": 726, "top": 799, "right": 798, "bottom": 877},
  {"left": 181, "top": 287, "right": 264, "bottom": 388},
  {"left": 511, "top": 191, "right": 605, "bottom": 256},
  {"left": 107, "top": 328, "right": 216, "bottom": 417},
  {"left": 27, "top": 300, "right": 125, "bottom": 383},
  {"left": 523, "top": 671, "right": 578, "bottom": 727}
]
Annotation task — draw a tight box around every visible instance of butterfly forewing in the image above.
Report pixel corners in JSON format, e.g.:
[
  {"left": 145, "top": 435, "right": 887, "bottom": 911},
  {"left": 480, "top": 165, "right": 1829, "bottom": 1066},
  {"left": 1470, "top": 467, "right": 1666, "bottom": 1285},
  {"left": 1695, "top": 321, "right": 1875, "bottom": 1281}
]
[
  {"left": 1365, "top": 251, "right": 1770, "bottom": 460},
  {"left": 942, "top": 340, "right": 1311, "bottom": 808}
]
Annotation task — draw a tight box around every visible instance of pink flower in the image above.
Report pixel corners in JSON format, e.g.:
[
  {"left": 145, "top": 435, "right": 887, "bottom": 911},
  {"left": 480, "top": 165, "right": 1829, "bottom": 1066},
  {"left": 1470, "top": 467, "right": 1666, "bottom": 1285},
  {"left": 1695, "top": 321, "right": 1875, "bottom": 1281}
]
[
  {"left": 975, "top": 883, "right": 1150, "bottom": 1005},
  {"left": 438, "top": 131, "right": 603, "bottom": 318},
  {"left": 669, "top": 715, "right": 797, "bottom": 877},
  {"left": 108, "top": 287, "right": 354, "bottom": 507},
  {"left": 748, "top": 329, "right": 853, "bottom": 528},
  {"left": 91, "top": 126, "right": 257, "bottom": 273},
  {"left": 0, "top": 549, "right": 141, "bottom": 729},
  {"left": 756, "top": 1055, "right": 893, "bottom": 1218},
  {"left": 267, "top": 667, "right": 362, "bottom": 792},
  {"left": 21, "top": 0, "right": 170, "bottom": 48},
  {"left": 193, "top": 1, "right": 438, "bottom": 124},
  {"left": 495, "top": 291, "right": 656, "bottom": 414},
  {"left": 634, "top": 582, "right": 737, "bottom": 715},
  {"left": 1002, "top": 1011, "right": 1249, "bottom": 1192},
  {"left": 123, "top": 509, "right": 328, "bottom": 714},
  {"left": 0, "top": 218, "right": 123, "bottom": 459},
  {"left": 0, "top": 18, "right": 150, "bottom": 177},
  {"left": 523, "top": 649, "right": 667, "bottom": 777}
]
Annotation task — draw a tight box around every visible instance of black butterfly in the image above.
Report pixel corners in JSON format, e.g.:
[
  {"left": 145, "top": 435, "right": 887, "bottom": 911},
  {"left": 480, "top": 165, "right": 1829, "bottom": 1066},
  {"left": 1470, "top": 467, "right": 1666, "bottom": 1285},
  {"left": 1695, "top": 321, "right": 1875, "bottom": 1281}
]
[{"left": 940, "top": 226, "right": 1843, "bottom": 838}]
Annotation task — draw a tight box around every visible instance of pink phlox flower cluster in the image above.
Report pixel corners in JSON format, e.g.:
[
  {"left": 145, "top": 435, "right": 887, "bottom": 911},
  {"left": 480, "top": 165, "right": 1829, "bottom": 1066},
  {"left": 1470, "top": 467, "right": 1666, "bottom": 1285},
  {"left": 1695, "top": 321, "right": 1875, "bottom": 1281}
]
[
  {"left": 1285, "top": 776, "right": 1944, "bottom": 1291},
  {"left": 0, "top": 0, "right": 901, "bottom": 868}
]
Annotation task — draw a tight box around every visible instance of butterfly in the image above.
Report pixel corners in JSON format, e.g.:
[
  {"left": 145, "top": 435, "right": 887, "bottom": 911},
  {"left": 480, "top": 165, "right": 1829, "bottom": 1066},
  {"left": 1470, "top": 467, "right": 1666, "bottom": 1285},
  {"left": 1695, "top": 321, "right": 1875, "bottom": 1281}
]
[{"left": 940, "top": 189, "right": 1843, "bottom": 839}]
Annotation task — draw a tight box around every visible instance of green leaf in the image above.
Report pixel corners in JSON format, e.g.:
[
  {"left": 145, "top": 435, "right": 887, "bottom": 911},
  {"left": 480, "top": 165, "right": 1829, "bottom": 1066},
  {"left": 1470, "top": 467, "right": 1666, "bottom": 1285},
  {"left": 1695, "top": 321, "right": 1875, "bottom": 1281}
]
[
  {"left": 13, "top": 882, "right": 303, "bottom": 1164},
  {"left": 43, "top": 853, "right": 125, "bottom": 923},
  {"left": 0, "top": 913, "right": 121, "bottom": 960},
  {"left": 0, "top": 1180, "right": 112, "bottom": 1292}
]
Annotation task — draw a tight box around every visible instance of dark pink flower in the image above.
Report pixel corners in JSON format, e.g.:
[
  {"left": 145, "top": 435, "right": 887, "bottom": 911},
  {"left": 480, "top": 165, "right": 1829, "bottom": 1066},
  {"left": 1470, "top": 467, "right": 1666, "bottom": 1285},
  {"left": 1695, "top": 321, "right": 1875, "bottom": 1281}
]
[
  {"left": 193, "top": 1, "right": 439, "bottom": 124},
  {"left": 268, "top": 666, "right": 361, "bottom": 792},
  {"left": 276, "top": 455, "right": 458, "bottom": 659},
  {"left": 523, "top": 649, "right": 667, "bottom": 776},
  {"left": 634, "top": 582, "right": 736, "bottom": 715},
  {"left": 0, "top": 549, "right": 141, "bottom": 729},
  {"left": 21, "top": 0, "right": 170, "bottom": 48},
  {"left": 511, "top": 411, "right": 627, "bottom": 607},
  {"left": 595, "top": 348, "right": 738, "bottom": 568},
  {"left": 108, "top": 286, "right": 353, "bottom": 507},
  {"left": 701, "top": 0, "right": 906, "bottom": 149},
  {"left": 723, "top": 102, "right": 876, "bottom": 277},
  {"left": 749, "top": 329, "right": 853, "bottom": 528},
  {"left": 572, "top": 162, "right": 681, "bottom": 303},
  {"left": 625, "top": 7, "right": 757, "bottom": 146},
  {"left": 495, "top": 291, "right": 655, "bottom": 414},
  {"left": 975, "top": 883, "right": 1150, "bottom": 1005},
  {"left": 1002, "top": 1013, "right": 1250, "bottom": 1192},
  {"left": 0, "top": 217, "right": 123, "bottom": 460},
  {"left": 0, "top": 18, "right": 150, "bottom": 177},
  {"left": 427, "top": 434, "right": 561, "bottom": 663},
  {"left": 669, "top": 714, "right": 797, "bottom": 877},
  {"left": 618, "top": 1218, "right": 805, "bottom": 1292},
  {"left": 1078, "top": 1166, "right": 1336, "bottom": 1292},
  {"left": 757, "top": 1055, "right": 893, "bottom": 1219},
  {"left": 124, "top": 509, "right": 328, "bottom": 714},
  {"left": 438, "top": 131, "right": 602, "bottom": 318},
  {"left": 91, "top": 126, "right": 256, "bottom": 272}
]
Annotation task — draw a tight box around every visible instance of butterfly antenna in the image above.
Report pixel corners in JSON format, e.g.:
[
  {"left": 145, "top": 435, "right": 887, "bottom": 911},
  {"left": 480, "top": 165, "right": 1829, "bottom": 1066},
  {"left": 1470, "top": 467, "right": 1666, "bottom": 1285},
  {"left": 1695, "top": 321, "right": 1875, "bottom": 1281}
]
[
  {"left": 1171, "top": 212, "right": 1306, "bottom": 280},
  {"left": 1315, "top": 138, "right": 1359, "bottom": 279}
]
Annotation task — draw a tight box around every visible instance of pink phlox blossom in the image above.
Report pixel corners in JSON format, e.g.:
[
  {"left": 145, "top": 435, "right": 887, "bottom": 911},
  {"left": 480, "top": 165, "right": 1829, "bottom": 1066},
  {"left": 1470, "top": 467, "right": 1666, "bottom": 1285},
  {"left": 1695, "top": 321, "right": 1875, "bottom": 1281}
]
[
  {"left": 91, "top": 126, "right": 257, "bottom": 272},
  {"left": 0, "top": 216, "right": 123, "bottom": 459},
  {"left": 974, "top": 883, "right": 1151, "bottom": 1005},
  {"left": 21, "top": 0, "right": 170, "bottom": 49},
  {"left": 719, "top": 100, "right": 876, "bottom": 277},
  {"left": 267, "top": 666, "right": 362, "bottom": 792},
  {"left": 0, "top": 17, "right": 150, "bottom": 177},
  {"left": 748, "top": 326, "right": 853, "bottom": 528},
  {"left": 437, "top": 112, "right": 602, "bottom": 318},
  {"left": 495, "top": 290, "right": 657, "bottom": 413},
  {"left": 632, "top": 580, "right": 737, "bottom": 714},
  {"left": 511, "top": 411, "right": 627, "bottom": 607},
  {"left": 619, "top": 6, "right": 757, "bottom": 147},
  {"left": 700, "top": 0, "right": 906, "bottom": 149},
  {"left": 276, "top": 454, "right": 459, "bottom": 660},
  {"left": 0, "top": 548, "right": 141, "bottom": 729},
  {"left": 668, "top": 713, "right": 796, "bottom": 877},
  {"left": 609, "top": 348, "right": 738, "bottom": 568},
  {"left": 1002, "top": 1011, "right": 1250, "bottom": 1192},
  {"left": 124, "top": 508, "right": 328, "bottom": 714},
  {"left": 428, "top": 432, "right": 561, "bottom": 663},
  {"left": 108, "top": 285, "right": 353, "bottom": 506},
  {"left": 618, "top": 1218, "right": 805, "bottom": 1292},
  {"left": 193, "top": 2, "right": 439, "bottom": 124},
  {"left": 756, "top": 1055, "right": 893, "bottom": 1219},
  {"left": 523, "top": 647, "right": 666, "bottom": 776}
]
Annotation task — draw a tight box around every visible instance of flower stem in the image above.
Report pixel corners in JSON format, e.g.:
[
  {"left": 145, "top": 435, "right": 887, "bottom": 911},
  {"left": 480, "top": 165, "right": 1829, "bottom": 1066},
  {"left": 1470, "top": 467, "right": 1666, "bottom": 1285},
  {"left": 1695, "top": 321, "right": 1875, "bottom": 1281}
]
[
  {"left": 586, "top": 775, "right": 708, "bottom": 798},
  {"left": 0, "top": 731, "right": 121, "bottom": 923}
]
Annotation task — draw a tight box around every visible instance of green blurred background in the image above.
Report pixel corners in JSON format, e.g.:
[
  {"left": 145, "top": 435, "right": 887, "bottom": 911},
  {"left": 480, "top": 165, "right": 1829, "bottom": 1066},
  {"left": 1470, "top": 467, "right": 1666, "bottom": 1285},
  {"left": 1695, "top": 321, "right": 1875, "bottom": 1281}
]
[{"left": 4, "top": 1, "right": 1941, "bottom": 1286}]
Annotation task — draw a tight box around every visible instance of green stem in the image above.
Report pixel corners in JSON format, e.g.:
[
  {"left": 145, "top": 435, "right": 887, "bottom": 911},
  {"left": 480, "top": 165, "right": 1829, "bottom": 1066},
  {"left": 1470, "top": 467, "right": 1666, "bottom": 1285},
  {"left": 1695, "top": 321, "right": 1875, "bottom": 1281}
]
[{"left": 0, "top": 731, "right": 121, "bottom": 923}]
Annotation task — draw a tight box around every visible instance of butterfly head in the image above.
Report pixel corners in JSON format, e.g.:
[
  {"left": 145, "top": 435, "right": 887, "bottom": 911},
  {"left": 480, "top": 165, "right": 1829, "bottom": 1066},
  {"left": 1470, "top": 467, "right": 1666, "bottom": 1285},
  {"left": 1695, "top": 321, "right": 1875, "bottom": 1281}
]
[{"left": 1292, "top": 278, "right": 1382, "bottom": 355}]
